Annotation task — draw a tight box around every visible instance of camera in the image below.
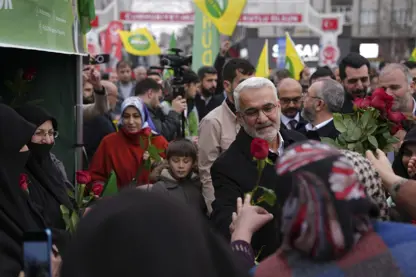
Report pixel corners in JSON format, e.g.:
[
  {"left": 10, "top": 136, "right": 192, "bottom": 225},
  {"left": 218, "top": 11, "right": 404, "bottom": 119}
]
[{"left": 159, "top": 48, "right": 192, "bottom": 99}]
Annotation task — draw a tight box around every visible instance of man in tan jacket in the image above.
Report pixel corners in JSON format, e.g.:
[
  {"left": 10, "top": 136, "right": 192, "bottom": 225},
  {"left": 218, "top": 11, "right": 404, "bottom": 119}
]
[
  {"left": 82, "top": 66, "right": 110, "bottom": 121},
  {"left": 198, "top": 58, "right": 255, "bottom": 214}
]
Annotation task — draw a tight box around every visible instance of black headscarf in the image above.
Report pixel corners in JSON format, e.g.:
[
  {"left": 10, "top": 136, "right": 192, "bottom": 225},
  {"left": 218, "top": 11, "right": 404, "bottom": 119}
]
[
  {"left": 15, "top": 105, "right": 73, "bottom": 230},
  {"left": 391, "top": 127, "right": 416, "bottom": 222},
  {"left": 0, "top": 103, "right": 45, "bottom": 276},
  {"left": 61, "top": 190, "right": 248, "bottom": 277},
  {"left": 392, "top": 127, "right": 416, "bottom": 179}
]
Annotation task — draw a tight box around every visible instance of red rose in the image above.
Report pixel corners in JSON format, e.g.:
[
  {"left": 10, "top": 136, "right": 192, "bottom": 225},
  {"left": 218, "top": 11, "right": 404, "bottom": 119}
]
[
  {"left": 141, "top": 127, "right": 152, "bottom": 137},
  {"left": 22, "top": 68, "right": 36, "bottom": 81},
  {"left": 390, "top": 124, "right": 403, "bottom": 135},
  {"left": 76, "top": 171, "right": 92, "bottom": 184},
  {"left": 372, "top": 88, "right": 394, "bottom": 101},
  {"left": 353, "top": 98, "right": 363, "bottom": 109},
  {"left": 91, "top": 183, "right": 104, "bottom": 197},
  {"left": 370, "top": 96, "right": 386, "bottom": 111},
  {"left": 354, "top": 97, "right": 371, "bottom": 109},
  {"left": 250, "top": 138, "right": 269, "bottom": 160},
  {"left": 387, "top": 111, "right": 406, "bottom": 123},
  {"left": 19, "top": 173, "right": 29, "bottom": 191}
]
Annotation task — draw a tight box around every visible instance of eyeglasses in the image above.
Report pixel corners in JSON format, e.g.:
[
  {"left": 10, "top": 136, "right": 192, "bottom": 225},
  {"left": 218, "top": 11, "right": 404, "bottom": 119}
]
[
  {"left": 346, "top": 76, "right": 369, "bottom": 85},
  {"left": 241, "top": 103, "right": 277, "bottom": 120},
  {"left": 34, "top": 130, "right": 59, "bottom": 139},
  {"left": 280, "top": 97, "right": 303, "bottom": 105}
]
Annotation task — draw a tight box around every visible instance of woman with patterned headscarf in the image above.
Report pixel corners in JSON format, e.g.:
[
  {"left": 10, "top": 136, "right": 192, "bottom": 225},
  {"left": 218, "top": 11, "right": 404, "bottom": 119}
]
[
  {"left": 340, "top": 150, "right": 389, "bottom": 221},
  {"left": 89, "top": 97, "right": 168, "bottom": 188},
  {"left": 231, "top": 141, "right": 416, "bottom": 277}
]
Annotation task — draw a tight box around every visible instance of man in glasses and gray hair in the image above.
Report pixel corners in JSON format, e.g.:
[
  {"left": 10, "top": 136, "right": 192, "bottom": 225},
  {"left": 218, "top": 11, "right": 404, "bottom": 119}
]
[{"left": 210, "top": 77, "right": 307, "bottom": 261}]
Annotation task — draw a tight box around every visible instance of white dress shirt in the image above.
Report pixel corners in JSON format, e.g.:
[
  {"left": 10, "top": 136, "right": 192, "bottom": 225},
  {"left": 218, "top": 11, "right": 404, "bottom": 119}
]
[{"left": 305, "top": 118, "right": 333, "bottom": 131}]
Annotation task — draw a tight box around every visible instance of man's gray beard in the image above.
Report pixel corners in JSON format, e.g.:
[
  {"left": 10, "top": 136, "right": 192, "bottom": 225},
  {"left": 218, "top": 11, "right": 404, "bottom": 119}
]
[
  {"left": 392, "top": 94, "right": 411, "bottom": 112},
  {"left": 242, "top": 121, "right": 280, "bottom": 142},
  {"left": 301, "top": 108, "right": 315, "bottom": 124}
]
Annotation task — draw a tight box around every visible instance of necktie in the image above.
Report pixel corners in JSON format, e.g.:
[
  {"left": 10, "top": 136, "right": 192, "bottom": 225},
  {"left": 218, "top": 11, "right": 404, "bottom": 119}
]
[{"left": 289, "top": 120, "right": 297, "bottom": 130}]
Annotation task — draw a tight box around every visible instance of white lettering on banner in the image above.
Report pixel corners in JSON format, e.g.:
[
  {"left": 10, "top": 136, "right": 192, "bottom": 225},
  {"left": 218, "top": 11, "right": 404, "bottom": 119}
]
[
  {"left": 272, "top": 44, "right": 320, "bottom": 62},
  {"left": 0, "top": 0, "right": 13, "bottom": 9},
  {"left": 119, "top": 12, "right": 303, "bottom": 24}
]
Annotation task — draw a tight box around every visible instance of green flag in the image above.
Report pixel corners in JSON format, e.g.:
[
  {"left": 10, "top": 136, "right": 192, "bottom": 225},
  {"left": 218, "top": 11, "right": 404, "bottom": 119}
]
[
  {"left": 168, "top": 32, "right": 177, "bottom": 52},
  {"left": 78, "top": 0, "right": 96, "bottom": 34},
  {"left": 164, "top": 32, "right": 177, "bottom": 79},
  {"left": 191, "top": 9, "right": 220, "bottom": 72},
  {"left": 101, "top": 171, "right": 118, "bottom": 197}
]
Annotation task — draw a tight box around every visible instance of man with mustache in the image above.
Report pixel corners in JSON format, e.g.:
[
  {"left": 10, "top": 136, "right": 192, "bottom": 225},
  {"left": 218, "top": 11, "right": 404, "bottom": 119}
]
[
  {"left": 338, "top": 53, "right": 371, "bottom": 113},
  {"left": 210, "top": 77, "right": 306, "bottom": 261},
  {"left": 194, "top": 66, "right": 224, "bottom": 120},
  {"left": 277, "top": 78, "right": 307, "bottom": 131}
]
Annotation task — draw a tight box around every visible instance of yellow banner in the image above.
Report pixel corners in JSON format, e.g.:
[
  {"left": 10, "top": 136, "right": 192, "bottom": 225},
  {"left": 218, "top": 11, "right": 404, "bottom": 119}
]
[
  {"left": 193, "top": 0, "right": 247, "bottom": 36},
  {"left": 285, "top": 33, "right": 304, "bottom": 80},
  {"left": 256, "top": 40, "right": 269, "bottom": 78},
  {"left": 119, "top": 28, "right": 161, "bottom": 56}
]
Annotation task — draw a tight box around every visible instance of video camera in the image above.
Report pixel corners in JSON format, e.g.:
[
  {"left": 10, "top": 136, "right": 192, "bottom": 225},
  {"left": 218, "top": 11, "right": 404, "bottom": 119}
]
[{"left": 159, "top": 48, "right": 192, "bottom": 99}]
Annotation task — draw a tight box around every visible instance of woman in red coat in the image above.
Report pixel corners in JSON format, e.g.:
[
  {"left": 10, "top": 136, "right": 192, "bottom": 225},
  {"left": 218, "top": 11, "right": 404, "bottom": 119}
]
[{"left": 89, "top": 97, "right": 168, "bottom": 188}]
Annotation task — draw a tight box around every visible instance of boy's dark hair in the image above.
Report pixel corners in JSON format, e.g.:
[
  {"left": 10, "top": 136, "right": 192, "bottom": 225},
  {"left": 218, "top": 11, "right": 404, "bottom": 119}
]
[
  {"left": 166, "top": 139, "right": 197, "bottom": 162},
  {"left": 197, "top": 66, "right": 217, "bottom": 81},
  {"left": 403, "top": 61, "right": 416, "bottom": 70},
  {"left": 338, "top": 52, "right": 370, "bottom": 81},
  {"left": 222, "top": 58, "right": 255, "bottom": 83},
  {"left": 135, "top": 78, "right": 162, "bottom": 96},
  {"left": 116, "top": 60, "right": 132, "bottom": 70},
  {"left": 309, "top": 66, "right": 336, "bottom": 85},
  {"left": 183, "top": 70, "right": 199, "bottom": 84}
]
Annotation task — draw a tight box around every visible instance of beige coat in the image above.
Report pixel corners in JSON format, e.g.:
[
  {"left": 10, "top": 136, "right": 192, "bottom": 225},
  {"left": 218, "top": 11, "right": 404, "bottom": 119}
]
[
  {"left": 198, "top": 101, "right": 240, "bottom": 214},
  {"left": 83, "top": 90, "right": 110, "bottom": 121}
]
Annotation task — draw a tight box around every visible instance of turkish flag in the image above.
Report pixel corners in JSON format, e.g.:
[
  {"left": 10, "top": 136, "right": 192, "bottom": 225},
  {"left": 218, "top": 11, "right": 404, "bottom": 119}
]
[
  {"left": 322, "top": 19, "right": 338, "bottom": 31},
  {"left": 90, "top": 17, "right": 99, "bottom": 28}
]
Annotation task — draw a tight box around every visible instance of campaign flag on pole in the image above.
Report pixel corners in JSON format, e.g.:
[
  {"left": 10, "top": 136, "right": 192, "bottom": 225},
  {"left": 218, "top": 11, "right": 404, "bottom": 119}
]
[
  {"left": 191, "top": 8, "right": 220, "bottom": 72},
  {"left": 119, "top": 28, "right": 161, "bottom": 56},
  {"left": 164, "top": 32, "right": 177, "bottom": 79},
  {"left": 256, "top": 40, "right": 269, "bottom": 78},
  {"left": 285, "top": 32, "right": 304, "bottom": 80},
  {"left": 193, "top": 0, "right": 247, "bottom": 36},
  {"left": 409, "top": 48, "right": 416, "bottom": 62}
]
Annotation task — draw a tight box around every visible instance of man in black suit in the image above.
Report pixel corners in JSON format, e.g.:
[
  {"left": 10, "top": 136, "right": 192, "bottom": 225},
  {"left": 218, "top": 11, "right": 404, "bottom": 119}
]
[
  {"left": 301, "top": 79, "right": 344, "bottom": 140},
  {"left": 210, "top": 77, "right": 307, "bottom": 261},
  {"left": 277, "top": 78, "right": 307, "bottom": 132},
  {"left": 338, "top": 53, "right": 371, "bottom": 113}
]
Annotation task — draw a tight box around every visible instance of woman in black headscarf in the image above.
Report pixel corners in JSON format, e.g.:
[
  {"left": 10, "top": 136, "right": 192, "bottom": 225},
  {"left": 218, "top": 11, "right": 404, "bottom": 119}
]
[
  {"left": 391, "top": 126, "right": 416, "bottom": 222},
  {"left": 61, "top": 190, "right": 248, "bottom": 277},
  {"left": 0, "top": 104, "right": 45, "bottom": 276},
  {"left": 15, "top": 105, "right": 73, "bottom": 232},
  {"left": 392, "top": 127, "right": 416, "bottom": 180}
]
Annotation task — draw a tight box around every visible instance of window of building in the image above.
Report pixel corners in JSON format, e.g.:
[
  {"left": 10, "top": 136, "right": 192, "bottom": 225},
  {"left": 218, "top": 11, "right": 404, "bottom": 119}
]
[
  {"left": 393, "top": 8, "right": 407, "bottom": 26},
  {"left": 331, "top": 5, "right": 352, "bottom": 25},
  {"left": 360, "top": 10, "right": 377, "bottom": 25}
]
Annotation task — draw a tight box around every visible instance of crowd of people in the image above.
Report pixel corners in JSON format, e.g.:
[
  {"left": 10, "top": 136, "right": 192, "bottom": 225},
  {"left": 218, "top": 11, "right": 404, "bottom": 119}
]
[{"left": 2, "top": 41, "right": 416, "bottom": 277}]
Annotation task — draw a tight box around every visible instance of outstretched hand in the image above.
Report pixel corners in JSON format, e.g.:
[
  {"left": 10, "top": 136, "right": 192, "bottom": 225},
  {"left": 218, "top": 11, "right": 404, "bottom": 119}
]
[{"left": 230, "top": 194, "right": 274, "bottom": 243}]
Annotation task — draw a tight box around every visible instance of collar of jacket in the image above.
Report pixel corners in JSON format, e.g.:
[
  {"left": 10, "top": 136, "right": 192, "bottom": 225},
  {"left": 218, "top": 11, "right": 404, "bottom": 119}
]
[
  {"left": 234, "top": 128, "right": 302, "bottom": 159},
  {"left": 159, "top": 169, "right": 199, "bottom": 188}
]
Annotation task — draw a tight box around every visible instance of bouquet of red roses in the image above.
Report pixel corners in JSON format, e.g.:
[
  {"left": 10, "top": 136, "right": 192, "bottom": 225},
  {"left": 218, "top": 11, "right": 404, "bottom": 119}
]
[
  {"left": 321, "top": 88, "right": 406, "bottom": 155},
  {"left": 60, "top": 171, "right": 101, "bottom": 233}
]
